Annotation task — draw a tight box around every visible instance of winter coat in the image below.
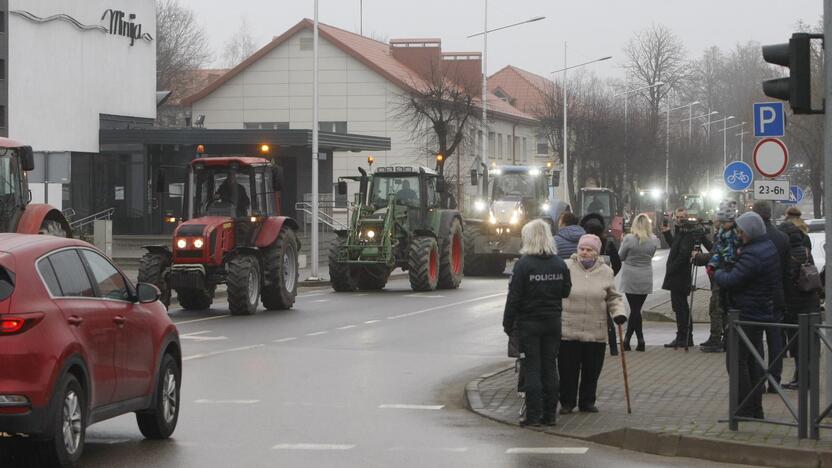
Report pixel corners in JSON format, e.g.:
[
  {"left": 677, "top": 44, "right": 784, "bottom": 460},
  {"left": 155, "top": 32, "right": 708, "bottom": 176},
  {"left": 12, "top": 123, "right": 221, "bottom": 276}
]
[
  {"left": 555, "top": 225, "right": 585, "bottom": 260},
  {"left": 503, "top": 254, "right": 572, "bottom": 333},
  {"left": 779, "top": 222, "right": 820, "bottom": 319},
  {"left": 763, "top": 221, "right": 790, "bottom": 318},
  {"left": 561, "top": 255, "right": 626, "bottom": 343},
  {"left": 662, "top": 224, "right": 713, "bottom": 292},
  {"left": 618, "top": 233, "right": 658, "bottom": 295},
  {"left": 579, "top": 213, "right": 622, "bottom": 276},
  {"left": 714, "top": 237, "right": 780, "bottom": 322}
]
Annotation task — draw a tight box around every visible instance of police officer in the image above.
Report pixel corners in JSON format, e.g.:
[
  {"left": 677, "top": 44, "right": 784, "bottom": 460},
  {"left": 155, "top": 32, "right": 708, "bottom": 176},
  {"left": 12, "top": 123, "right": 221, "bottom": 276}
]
[{"left": 503, "top": 219, "right": 572, "bottom": 426}]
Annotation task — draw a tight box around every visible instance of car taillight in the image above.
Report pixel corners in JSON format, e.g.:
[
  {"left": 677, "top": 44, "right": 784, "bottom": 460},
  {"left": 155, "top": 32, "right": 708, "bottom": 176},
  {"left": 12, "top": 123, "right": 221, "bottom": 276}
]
[{"left": 0, "top": 315, "right": 42, "bottom": 335}]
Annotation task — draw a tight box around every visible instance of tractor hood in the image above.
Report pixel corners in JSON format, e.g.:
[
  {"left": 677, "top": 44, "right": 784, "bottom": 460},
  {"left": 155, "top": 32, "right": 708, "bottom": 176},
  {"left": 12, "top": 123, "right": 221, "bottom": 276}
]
[{"left": 174, "top": 216, "right": 233, "bottom": 237}]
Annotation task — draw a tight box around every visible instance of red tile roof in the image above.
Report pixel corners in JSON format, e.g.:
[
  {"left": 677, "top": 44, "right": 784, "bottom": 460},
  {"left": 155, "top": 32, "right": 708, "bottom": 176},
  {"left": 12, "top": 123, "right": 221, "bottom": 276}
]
[
  {"left": 182, "top": 19, "right": 536, "bottom": 124},
  {"left": 167, "top": 69, "right": 228, "bottom": 106},
  {"left": 488, "top": 65, "right": 560, "bottom": 116}
]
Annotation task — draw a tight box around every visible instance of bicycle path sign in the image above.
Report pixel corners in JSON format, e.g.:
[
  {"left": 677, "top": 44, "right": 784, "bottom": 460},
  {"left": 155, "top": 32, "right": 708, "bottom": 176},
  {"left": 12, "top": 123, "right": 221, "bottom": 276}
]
[{"left": 724, "top": 161, "right": 754, "bottom": 192}]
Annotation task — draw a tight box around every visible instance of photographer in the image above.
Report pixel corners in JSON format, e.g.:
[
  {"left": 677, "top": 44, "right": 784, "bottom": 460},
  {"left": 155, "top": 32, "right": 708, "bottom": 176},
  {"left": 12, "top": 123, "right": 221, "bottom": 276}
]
[{"left": 662, "top": 207, "right": 712, "bottom": 349}]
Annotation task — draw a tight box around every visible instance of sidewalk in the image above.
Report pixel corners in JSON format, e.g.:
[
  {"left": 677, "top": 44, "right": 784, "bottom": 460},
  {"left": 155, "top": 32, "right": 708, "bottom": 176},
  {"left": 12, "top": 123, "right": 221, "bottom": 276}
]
[{"left": 465, "top": 330, "right": 832, "bottom": 468}]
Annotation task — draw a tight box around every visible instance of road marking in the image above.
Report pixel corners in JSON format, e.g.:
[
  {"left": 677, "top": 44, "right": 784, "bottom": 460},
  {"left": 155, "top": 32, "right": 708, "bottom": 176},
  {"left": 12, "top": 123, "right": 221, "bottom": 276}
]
[
  {"left": 506, "top": 447, "right": 588, "bottom": 454},
  {"left": 273, "top": 337, "right": 297, "bottom": 343},
  {"left": 336, "top": 325, "right": 358, "bottom": 330},
  {"left": 388, "top": 446, "right": 468, "bottom": 453},
  {"left": 272, "top": 443, "right": 356, "bottom": 451},
  {"left": 378, "top": 404, "right": 444, "bottom": 410},
  {"left": 364, "top": 320, "right": 380, "bottom": 324},
  {"left": 387, "top": 293, "right": 507, "bottom": 320},
  {"left": 404, "top": 294, "right": 444, "bottom": 298},
  {"left": 306, "top": 331, "right": 328, "bottom": 336},
  {"left": 86, "top": 438, "right": 129, "bottom": 445},
  {"left": 173, "top": 315, "right": 230, "bottom": 326},
  {"left": 312, "top": 299, "right": 330, "bottom": 303},
  {"left": 180, "top": 330, "right": 228, "bottom": 342},
  {"left": 183, "top": 344, "right": 264, "bottom": 361},
  {"left": 354, "top": 293, "right": 369, "bottom": 297},
  {"left": 194, "top": 399, "right": 259, "bottom": 405}
]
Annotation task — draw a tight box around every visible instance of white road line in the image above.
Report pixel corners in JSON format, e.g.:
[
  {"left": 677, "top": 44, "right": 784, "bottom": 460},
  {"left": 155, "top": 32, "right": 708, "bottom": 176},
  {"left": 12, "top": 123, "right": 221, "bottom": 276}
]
[
  {"left": 173, "top": 315, "right": 230, "bottom": 326},
  {"left": 336, "top": 325, "right": 358, "bottom": 330},
  {"left": 306, "top": 331, "right": 328, "bottom": 336},
  {"left": 388, "top": 446, "right": 468, "bottom": 453},
  {"left": 404, "top": 294, "right": 444, "bottom": 298},
  {"left": 506, "top": 447, "right": 588, "bottom": 455},
  {"left": 378, "top": 404, "right": 444, "bottom": 410},
  {"left": 180, "top": 330, "right": 227, "bottom": 342},
  {"left": 86, "top": 438, "right": 129, "bottom": 445},
  {"left": 387, "top": 293, "right": 507, "bottom": 320},
  {"left": 273, "top": 337, "right": 297, "bottom": 343},
  {"left": 272, "top": 443, "right": 356, "bottom": 451},
  {"left": 183, "top": 344, "right": 264, "bottom": 361},
  {"left": 364, "top": 320, "right": 380, "bottom": 324},
  {"left": 194, "top": 399, "right": 259, "bottom": 405},
  {"left": 354, "top": 293, "right": 369, "bottom": 297},
  {"left": 312, "top": 299, "right": 330, "bottom": 303}
]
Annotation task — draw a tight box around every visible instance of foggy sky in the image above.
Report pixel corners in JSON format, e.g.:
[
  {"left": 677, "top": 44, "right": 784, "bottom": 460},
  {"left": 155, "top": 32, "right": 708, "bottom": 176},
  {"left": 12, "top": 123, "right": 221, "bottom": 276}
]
[{"left": 178, "top": 0, "right": 821, "bottom": 80}]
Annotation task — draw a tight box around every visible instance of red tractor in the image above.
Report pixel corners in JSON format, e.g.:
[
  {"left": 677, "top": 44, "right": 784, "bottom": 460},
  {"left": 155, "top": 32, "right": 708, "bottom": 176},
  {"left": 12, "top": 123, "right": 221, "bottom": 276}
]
[
  {"left": 138, "top": 154, "right": 300, "bottom": 315},
  {"left": 0, "top": 138, "right": 71, "bottom": 237}
]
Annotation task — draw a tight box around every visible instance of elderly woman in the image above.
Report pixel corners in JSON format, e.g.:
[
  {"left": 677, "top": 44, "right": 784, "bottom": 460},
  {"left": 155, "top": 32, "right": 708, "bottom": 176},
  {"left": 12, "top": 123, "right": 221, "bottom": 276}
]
[
  {"left": 619, "top": 213, "right": 658, "bottom": 351},
  {"left": 503, "top": 219, "right": 572, "bottom": 426},
  {"left": 558, "top": 234, "right": 626, "bottom": 414}
]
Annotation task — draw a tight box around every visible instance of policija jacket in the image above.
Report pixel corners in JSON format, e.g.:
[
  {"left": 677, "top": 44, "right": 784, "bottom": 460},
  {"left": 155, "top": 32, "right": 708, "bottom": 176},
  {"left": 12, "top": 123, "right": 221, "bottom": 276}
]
[{"left": 503, "top": 254, "right": 572, "bottom": 334}]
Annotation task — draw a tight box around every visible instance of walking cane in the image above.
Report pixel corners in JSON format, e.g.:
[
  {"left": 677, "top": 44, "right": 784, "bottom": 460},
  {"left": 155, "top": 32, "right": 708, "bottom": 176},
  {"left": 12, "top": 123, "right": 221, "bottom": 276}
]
[{"left": 617, "top": 323, "right": 632, "bottom": 414}]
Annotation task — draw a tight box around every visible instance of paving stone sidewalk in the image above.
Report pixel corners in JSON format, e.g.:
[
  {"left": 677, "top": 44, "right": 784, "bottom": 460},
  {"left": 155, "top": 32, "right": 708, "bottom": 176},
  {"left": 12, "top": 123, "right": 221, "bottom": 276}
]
[{"left": 466, "top": 340, "right": 832, "bottom": 467}]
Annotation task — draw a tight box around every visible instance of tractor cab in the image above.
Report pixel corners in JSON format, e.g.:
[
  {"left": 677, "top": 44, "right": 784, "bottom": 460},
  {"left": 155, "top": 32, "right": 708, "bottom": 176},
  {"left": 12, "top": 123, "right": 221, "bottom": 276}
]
[
  {"left": 185, "top": 157, "right": 281, "bottom": 222},
  {"left": 369, "top": 166, "right": 444, "bottom": 211},
  {"left": 578, "top": 187, "right": 623, "bottom": 242}
]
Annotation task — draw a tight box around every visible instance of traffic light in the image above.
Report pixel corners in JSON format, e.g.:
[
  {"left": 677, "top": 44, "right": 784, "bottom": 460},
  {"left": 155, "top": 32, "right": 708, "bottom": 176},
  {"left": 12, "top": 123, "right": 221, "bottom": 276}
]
[{"left": 762, "top": 33, "right": 823, "bottom": 115}]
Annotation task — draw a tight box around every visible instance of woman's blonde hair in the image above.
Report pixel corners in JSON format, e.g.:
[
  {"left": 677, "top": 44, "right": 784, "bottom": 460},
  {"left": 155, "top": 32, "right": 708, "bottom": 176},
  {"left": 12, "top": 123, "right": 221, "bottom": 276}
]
[
  {"left": 631, "top": 213, "right": 653, "bottom": 243},
  {"left": 520, "top": 219, "right": 557, "bottom": 256},
  {"left": 784, "top": 207, "right": 809, "bottom": 233}
]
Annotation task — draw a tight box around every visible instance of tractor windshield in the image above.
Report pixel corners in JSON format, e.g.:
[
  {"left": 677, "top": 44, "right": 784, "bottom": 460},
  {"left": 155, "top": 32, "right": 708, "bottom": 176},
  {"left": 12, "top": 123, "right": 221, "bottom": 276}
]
[
  {"left": 192, "top": 167, "right": 253, "bottom": 218},
  {"left": 492, "top": 173, "right": 536, "bottom": 200},
  {"left": 371, "top": 175, "right": 420, "bottom": 208},
  {"left": 0, "top": 153, "right": 20, "bottom": 221},
  {"left": 683, "top": 195, "right": 704, "bottom": 215},
  {"left": 582, "top": 192, "right": 611, "bottom": 218}
]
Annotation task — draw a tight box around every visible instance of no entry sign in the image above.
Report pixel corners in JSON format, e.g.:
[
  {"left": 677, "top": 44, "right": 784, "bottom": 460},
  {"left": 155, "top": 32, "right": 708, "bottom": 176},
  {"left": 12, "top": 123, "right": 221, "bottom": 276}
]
[{"left": 753, "top": 138, "right": 789, "bottom": 178}]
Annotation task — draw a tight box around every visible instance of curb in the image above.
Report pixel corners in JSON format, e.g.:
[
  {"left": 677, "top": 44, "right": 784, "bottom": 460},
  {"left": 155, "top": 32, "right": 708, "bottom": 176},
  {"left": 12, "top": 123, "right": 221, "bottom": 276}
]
[{"left": 464, "top": 366, "right": 832, "bottom": 468}]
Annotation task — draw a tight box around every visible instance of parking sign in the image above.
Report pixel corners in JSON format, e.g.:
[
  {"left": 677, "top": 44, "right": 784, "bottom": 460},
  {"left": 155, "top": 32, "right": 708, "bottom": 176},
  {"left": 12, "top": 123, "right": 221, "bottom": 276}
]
[{"left": 753, "top": 102, "right": 785, "bottom": 137}]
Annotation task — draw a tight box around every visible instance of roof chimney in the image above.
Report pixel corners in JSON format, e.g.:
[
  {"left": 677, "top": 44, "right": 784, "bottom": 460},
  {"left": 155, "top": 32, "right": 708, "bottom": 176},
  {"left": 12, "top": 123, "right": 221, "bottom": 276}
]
[
  {"left": 390, "top": 38, "right": 442, "bottom": 80},
  {"left": 440, "top": 52, "right": 483, "bottom": 93}
]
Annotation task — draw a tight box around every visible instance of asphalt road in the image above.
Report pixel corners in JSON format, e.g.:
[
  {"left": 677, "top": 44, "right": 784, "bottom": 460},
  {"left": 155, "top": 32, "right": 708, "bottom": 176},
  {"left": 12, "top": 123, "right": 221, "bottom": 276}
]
[{"left": 11, "top": 261, "right": 739, "bottom": 468}]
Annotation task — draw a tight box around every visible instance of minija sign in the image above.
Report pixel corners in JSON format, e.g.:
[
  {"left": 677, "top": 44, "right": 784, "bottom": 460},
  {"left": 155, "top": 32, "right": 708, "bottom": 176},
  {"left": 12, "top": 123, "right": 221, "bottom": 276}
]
[{"left": 101, "top": 9, "right": 153, "bottom": 46}]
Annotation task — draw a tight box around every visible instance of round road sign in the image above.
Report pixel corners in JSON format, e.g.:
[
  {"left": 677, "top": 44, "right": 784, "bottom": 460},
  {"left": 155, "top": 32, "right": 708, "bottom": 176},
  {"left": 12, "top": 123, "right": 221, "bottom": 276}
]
[{"left": 753, "top": 138, "right": 789, "bottom": 178}]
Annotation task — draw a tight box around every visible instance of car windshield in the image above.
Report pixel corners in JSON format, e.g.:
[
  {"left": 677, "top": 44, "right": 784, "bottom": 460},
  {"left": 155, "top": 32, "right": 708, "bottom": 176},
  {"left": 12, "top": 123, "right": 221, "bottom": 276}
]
[
  {"left": 583, "top": 193, "right": 611, "bottom": 217},
  {"left": 193, "top": 167, "right": 253, "bottom": 218},
  {"left": 492, "top": 173, "right": 535, "bottom": 199},
  {"left": 371, "top": 175, "right": 420, "bottom": 208}
]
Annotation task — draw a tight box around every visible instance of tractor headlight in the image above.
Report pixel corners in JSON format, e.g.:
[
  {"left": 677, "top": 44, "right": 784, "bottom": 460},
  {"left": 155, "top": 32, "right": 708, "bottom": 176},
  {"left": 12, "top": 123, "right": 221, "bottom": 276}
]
[
  {"left": 193, "top": 238, "right": 205, "bottom": 249},
  {"left": 489, "top": 213, "right": 497, "bottom": 225},
  {"left": 366, "top": 229, "right": 376, "bottom": 239},
  {"left": 176, "top": 238, "right": 187, "bottom": 249},
  {"left": 541, "top": 203, "right": 551, "bottom": 212},
  {"left": 510, "top": 210, "right": 521, "bottom": 225},
  {"left": 474, "top": 200, "right": 486, "bottom": 212}
]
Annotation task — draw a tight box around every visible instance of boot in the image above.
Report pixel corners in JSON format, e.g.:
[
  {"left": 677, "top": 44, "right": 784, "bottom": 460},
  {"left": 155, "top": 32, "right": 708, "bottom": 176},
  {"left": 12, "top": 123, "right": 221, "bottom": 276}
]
[
  {"left": 623, "top": 342, "right": 632, "bottom": 352},
  {"left": 636, "top": 341, "right": 646, "bottom": 352},
  {"left": 699, "top": 335, "right": 721, "bottom": 347},
  {"left": 664, "top": 338, "right": 682, "bottom": 348}
]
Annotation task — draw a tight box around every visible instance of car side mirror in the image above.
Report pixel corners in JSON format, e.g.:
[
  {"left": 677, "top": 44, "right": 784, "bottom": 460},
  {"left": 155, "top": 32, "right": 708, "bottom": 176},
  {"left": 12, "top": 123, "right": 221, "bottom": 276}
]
[
  {"left": 470, "top": 169, "right": 478, "bottom": 186},
  {"left": 337, "top": 180, "right": 348, "bottom": 195},
  {"left": 19, "top": 146, "right": 35, "bottom": 171},
  {"left": 136, "top": 283, "right": 161, "bottom": 304},
  {"left": 436, "top": 179, "right": 447, "bottom": 193}
]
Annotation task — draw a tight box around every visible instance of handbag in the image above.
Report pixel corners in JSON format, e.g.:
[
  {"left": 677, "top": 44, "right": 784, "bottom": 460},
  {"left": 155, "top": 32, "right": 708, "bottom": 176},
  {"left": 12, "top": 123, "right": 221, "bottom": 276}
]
[
  {"left": 796, "top": 247, "right": 822, "bottom": 292},
  {"left": 507, "top": 328, "right": 521, "bottom": 358}
]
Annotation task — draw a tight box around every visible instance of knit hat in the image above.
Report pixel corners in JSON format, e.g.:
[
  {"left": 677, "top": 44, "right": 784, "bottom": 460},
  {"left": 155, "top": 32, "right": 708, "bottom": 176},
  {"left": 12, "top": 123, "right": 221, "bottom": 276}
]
[
  {"left": 578, "top": 234, "right": 602, "bottom": 254},
  {"left": 735, "top": 211, "right": 766, "bottom": 240},
  {"left": 716, "top": 201, "right": 737, "bottom": 222}
]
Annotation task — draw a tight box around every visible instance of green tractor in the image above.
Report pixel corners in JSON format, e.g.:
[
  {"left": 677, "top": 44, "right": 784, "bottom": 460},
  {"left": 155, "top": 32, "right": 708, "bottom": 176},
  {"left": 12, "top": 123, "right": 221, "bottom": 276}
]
[{"left": 329, "top": 165, "right": 464, "bottom": 292}]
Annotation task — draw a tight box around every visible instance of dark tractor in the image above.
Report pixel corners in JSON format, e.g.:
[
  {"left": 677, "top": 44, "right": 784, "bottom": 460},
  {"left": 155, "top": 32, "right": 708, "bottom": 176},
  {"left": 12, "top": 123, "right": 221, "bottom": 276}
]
[
  {"left": 137, "top": 155, "right": 300, "bottom": 315},
  {"left": 577, "top": 187, "right": 624, "bottom": 244},
  {"left": 329, "top": 165, "right": 463, "bottom": 292},
  {"left": 0, "top": 138, "right": 71, "bottom": 237}
]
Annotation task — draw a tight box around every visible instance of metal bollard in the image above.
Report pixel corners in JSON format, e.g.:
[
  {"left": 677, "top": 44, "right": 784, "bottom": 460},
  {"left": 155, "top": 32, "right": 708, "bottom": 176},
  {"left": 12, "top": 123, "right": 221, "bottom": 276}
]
[
  {"left": 728, "top": 310, "right": 740, "bottom": 431},
  {"left": 798, "top": 313, "right": 814, "bottom": 439},
  {"left": 809, "top": 313, "right": 822, "bottom": 440}
]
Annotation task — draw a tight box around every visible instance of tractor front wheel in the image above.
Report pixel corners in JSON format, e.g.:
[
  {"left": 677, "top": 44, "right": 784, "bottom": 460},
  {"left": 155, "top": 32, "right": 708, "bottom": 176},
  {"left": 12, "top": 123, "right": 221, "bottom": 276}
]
[
  {"left": 39, "top": 219, "right": 69, "bottom": 237},
  {"left": 408, "top": 236, "right": 439, "bottom": 292},
  {"left": 438, "top": 219, "right": 463, "bottom": 289},
  {"left": 329, "top": 237, "right": 357, "bottom": 292},
  {"left": 137, "top": 251, "right": 171, "bottom": 308},
  {"left": 176, "top": 287, "right": 215, "bottom": 310},
  {"left": 357, "top": 266, "right": 390, "bottom": 291},
  {"left": 261, "top": 229, "right": 299, "bottom": 310},
  {"left": 227, "top": 255, "right": 261, "bottom": 316}
]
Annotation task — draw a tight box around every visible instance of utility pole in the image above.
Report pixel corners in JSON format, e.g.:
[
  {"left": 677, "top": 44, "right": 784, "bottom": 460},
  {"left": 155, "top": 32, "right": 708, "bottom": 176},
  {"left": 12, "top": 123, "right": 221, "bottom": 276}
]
[
  {"left": 823, "top": 0, "right": 832, "bottom": 406},
  {"left": 310, "top": 0, "right": 320, "bottom": 280}
]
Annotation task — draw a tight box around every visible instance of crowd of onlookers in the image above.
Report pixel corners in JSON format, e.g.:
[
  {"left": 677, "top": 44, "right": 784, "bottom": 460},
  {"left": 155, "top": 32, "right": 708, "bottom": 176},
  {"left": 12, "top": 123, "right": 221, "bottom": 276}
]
[{"left": 502, "top": 200, "right": 822, "bottom": 426}]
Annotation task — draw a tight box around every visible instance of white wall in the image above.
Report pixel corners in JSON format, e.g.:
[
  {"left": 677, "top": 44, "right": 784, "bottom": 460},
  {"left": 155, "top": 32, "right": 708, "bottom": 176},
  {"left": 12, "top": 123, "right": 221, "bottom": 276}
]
[{"left": 9, "top": 0, "right": 156, "bottom": 153}]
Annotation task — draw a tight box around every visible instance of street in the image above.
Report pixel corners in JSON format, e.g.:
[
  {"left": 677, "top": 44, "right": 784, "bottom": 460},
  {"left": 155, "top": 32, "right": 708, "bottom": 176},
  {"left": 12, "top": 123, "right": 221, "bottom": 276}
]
[{"left": 47, "top": 271, "right": 733, "bottom": 468}]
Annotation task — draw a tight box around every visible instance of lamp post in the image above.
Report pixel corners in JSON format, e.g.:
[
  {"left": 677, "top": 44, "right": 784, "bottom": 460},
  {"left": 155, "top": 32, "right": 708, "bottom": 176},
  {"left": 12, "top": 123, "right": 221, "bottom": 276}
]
[
  {"left": 612, "top": 81, "right": 665, "bottom": 141},
  {"left": 467, "top": 11, "right": 545, "bottom": 174},
  {"left": 310, "top": 0, "right": 321, "bottom": 280},
  {"left": 736, "top": 128, "right": 750, "bottom": 162},
  {"left": 704, "top": 115, "right": 735, "bottom": 167},
  {"left": 718, "top": 121, "right": 747, "bottom": 163},
  {"left": 680, "top": 110, "right": 719, "bottom": 190},
  {"left": 662, "top": 99, "right": 701, "bottom": 211},
  {"left": 550, "top": 52, "right": 612, "bottom": 206}
]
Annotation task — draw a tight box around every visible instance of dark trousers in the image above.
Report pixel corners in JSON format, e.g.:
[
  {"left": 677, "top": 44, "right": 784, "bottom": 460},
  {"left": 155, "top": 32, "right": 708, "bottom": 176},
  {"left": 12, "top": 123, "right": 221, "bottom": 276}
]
[
  {"left": 728, "top": 325, "right": 765, "bottom": 417},
  {"left": 520, "top": 319, "right": 561, "bottom": 420},
  {"left": 671, "top": 289, "right": 692, "bottom": 344},
  {"left": 625, "top": 293, "right": 647, "bottom": 343},
  {"left": 765, "top": 312, "right": 784, "bottom": 384},
  {"left": 558, "top": 340, "right": 606, "bottom": 410}
]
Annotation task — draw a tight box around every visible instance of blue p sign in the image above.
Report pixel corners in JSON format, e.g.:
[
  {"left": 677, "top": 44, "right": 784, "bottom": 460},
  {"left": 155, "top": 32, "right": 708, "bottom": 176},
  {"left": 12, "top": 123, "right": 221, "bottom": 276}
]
[{"left": 753, "top": 102, "right": 785, "bottom": 137}]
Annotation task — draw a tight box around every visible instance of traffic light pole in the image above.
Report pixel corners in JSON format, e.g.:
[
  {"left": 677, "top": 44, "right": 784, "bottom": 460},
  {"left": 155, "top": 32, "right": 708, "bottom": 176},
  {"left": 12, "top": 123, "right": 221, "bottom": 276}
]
[{"left": 824, "top": 0, "right": 831, "bottom": 407}]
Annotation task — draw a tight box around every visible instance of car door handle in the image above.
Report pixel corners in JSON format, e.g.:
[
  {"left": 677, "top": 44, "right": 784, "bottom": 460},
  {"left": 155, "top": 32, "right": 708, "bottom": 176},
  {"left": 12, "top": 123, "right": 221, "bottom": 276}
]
[
  {"left": 113, "top": 316, "right": 126, "bottom": 327},
  {"left": 67, "top": 316, "right": 84, "bottom": 327}
]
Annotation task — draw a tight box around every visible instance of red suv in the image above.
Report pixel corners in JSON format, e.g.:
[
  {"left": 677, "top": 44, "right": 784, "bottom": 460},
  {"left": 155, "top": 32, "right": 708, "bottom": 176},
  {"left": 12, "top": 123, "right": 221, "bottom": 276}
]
[{"left": 0, "top": 234, "right": 181, "bottom": 467}]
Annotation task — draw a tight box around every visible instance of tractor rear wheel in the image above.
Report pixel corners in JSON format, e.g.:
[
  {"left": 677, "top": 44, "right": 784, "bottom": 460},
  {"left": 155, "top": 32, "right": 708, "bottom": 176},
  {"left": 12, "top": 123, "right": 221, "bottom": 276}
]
[
  {"left": 227, "top": 254, "right": 261, "bottom": 316},
  {"left": 438, "top": 219, "right": 463, "bottom": 289},
  {"left": 408, "top": 236, "right": 439, "bottom": 292},
  {"left": 357, "top": 266, "right": 390, "bottom": 290},
  {"left": 329, "top": 236, "right": 357, "bottom": 292},
  {"left": 261, "top": 229, "right": 299, "bottom": 310},
  {"left": 39, "top": 219, "right": 69, "bottom": 237},
  {"left": 137, "top": 252, "right": 171, "bottom": 307},
  {"left": 176, "top": 287, "right": 214, "bottom": 310}
]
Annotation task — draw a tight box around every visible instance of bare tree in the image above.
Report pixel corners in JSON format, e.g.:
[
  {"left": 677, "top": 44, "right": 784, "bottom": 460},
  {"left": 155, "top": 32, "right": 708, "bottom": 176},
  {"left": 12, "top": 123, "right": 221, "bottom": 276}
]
[
  {"left": 222, "top": 18, "right": 259, "bottom": 68},
  {"left": 156, "top": 0, "right": 212, "bottom": 91}
]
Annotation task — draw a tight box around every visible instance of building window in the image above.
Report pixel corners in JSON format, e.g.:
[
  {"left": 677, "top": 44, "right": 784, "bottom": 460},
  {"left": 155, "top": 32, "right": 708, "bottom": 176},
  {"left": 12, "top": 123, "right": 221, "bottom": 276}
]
[
  {"left": 488, "top": 132, "right": 495, "bottom": 158},
  {"left": 244, "top": 122, "right": 289, "bottom": 130},
  {"left": 537, "top": 136, "right": 549, "bottom": 155},
  {"left": 523, "top": 137, "right": 528, "bottom": 162},
  {"left": 477, "top": 130, "right": 483, "bottom": 158},
  {"left": 0, "top": 105, "right": 6, "bottom": 128},
  {"left": 0, "top": 60, "right": 5, "bottom": 80},
  {"left": 319, "top": 121, "right": 347, "bottom": 134},
  {"left": 497, "top": 134, "right": 503, "bottom": 159},
  {"left": 300, "top": 37, "right": 313, "bottom": 51},
  {"left": 0, "top": 12, "right": 5, "bottom": 34}
]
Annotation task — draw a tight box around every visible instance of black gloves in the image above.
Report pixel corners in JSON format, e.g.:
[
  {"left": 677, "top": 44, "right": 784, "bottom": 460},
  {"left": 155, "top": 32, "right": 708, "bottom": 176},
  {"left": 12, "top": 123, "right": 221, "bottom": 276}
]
[{"left": 613, "top": 315, "right": 627, "bottom": 325}]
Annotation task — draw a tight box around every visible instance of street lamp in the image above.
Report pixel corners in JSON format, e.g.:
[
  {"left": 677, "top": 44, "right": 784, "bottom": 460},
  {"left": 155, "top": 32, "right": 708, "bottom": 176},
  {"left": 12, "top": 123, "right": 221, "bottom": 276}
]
[
  {"left": 718, "top": 121, "right": 747, "bottom": 163},
  {"left": 612, "top": 81, "right": 665, "bottom": 139},
  {"left": 736, "top": 127, "right": 750, "bottom": 162},
  {"left": 467, "top": 9, "right": 545, "bottom": 174},
  {"left": 662, "top": 98, "right": 701, "bottom": 211},
  {"left": 551, "top": 51, "right": 612, "bottom": 206},
  {"left": 703, "top": 115, "right": 735, "bottom": 167},
  {"left": 310, "top": 0, "right": 321, "bottom": 280}
]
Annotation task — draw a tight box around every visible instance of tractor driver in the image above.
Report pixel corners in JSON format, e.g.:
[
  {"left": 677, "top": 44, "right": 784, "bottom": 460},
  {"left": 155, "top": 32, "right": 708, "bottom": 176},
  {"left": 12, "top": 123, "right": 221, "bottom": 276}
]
[
  {"left": 215, "top": 176, "right": 251, "bottom": 218},
  {"left": 587, "top": 196, "right": 604, "bottom": 215},
  {"left": 396, "top": 180, "right": 418, "bottom": 205}
]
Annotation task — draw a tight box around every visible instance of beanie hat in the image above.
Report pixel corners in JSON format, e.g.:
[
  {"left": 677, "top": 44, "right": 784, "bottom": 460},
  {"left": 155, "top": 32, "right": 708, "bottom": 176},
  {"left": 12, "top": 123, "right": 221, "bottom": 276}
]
[
  {"left": 735, "top": 212, "right": 766, "bottom": 240},
  {"left": 716, "top": 201, "right": 737, "bottom": 222},
  {"left": 752, "top": 201, "right": 772, "bottom": 222},
  {"left": 578, "top": 234, "right": 602, "bottom": 254}
]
